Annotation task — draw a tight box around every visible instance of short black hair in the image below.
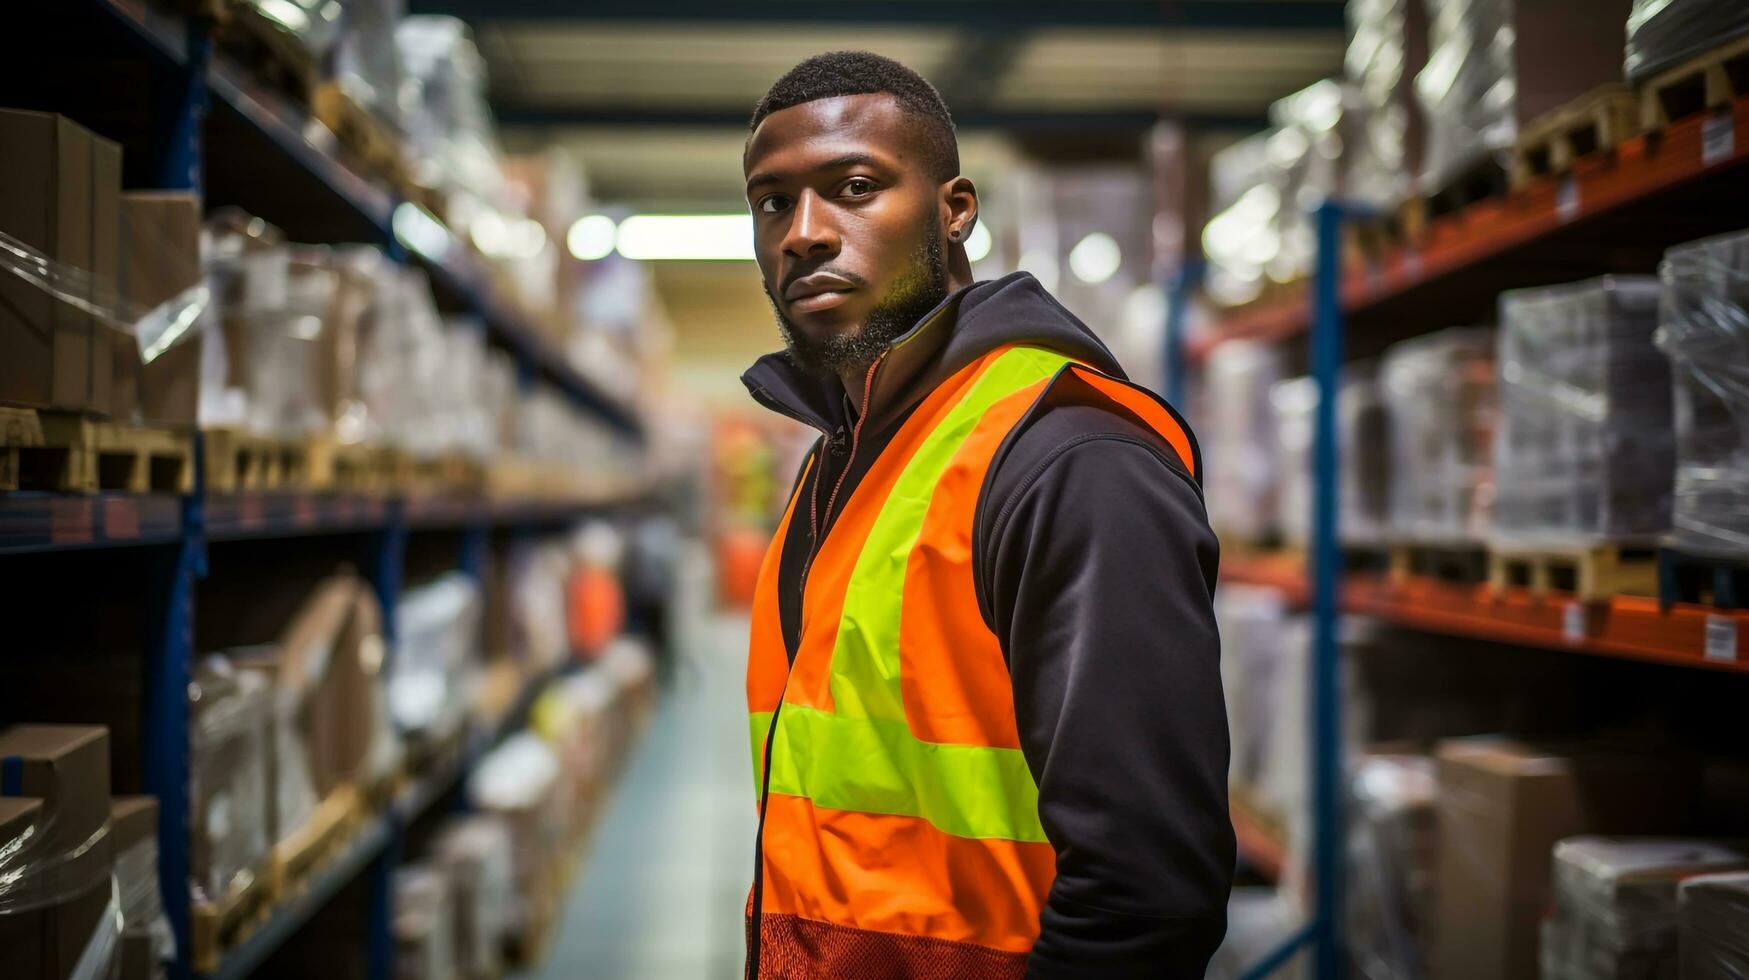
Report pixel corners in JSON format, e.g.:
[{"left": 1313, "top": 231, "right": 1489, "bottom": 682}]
[{"left": 750, "top": 51, "right": 959, "bottom": 182}]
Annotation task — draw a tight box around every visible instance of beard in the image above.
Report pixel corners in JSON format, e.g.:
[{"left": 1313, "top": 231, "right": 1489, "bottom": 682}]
[{"left": 767, "top": 223, "right": 949, "bottom": 377}]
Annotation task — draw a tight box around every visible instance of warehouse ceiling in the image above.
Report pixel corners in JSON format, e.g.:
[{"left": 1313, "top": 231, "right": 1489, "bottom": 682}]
[{"left": 411, "top": 0, "right": 1347, "bottom": 212}]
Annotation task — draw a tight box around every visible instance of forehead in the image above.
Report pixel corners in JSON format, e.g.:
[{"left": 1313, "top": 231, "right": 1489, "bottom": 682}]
[{"left": 744, "top": 93, "right": 918, "bottom": 175}]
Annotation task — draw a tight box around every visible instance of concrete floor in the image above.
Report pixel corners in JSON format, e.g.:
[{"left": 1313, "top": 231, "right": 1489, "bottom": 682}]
[{"left": 514, "top": 612, "right": 757, "bottom": 980}]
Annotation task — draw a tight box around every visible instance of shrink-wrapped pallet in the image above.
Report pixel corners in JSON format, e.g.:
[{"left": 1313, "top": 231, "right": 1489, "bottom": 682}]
[
  {"left": 1204, "top": 340, "right": 1284, "bottom": 542},
  {"left": 188, "top": 657, "right": 272, "bottom": 908},
  {"left": 1271, "top": 371, "right": 1391, "bottom": 548},
  {"left": 1346, "top": 0, "right": 1428, "bottom": 207},
  {"left": 1624, "top": 0, "right": 1749, "bottom": 83},
  {"left": 332, "top": 0, "right": 406, "bottom": 132},
  {"left": 1381, "top": 327, "right": 1497, "bottom": 542},
  {"left": 1679, "top": 871, "right": 1749, "bottom": 978},
  {"left": 1541, "top": 838, "right": 1749, "bottom": 980},
  {"left": 393, "top": 865, "right": 455, "bottom": 980},
  {"left": 1657, "top": 228, "right": 1749, "bottom": 557},
  {"left": 398, "top": 16, "right": 510, "bottom": 217},
  {"left": 1347, "top": 753, "right": 1439, "bottom": 980},
  {"left": 1494, "top": 277, "right": 1673, "bottom": 541},
  {"left": 392, "top": 573, "right": 484, "bottom": 740},
  {"left": 432, "top": 818, "right": 515, "bottom": 979}
]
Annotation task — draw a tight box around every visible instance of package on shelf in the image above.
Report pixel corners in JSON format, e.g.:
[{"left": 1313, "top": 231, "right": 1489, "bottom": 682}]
[
  {"left": 0, "top": 726, "right": 122, "bottom": 980},
  {"left": 331, "top": 0, "right": 407, "bottom": 132},
  {"left": 1215, "top": 584, "right": 1297, "bottom": 800},
  {"left": 1494, "top": 276, "right": 1673, "bottom": 542},
  {"left": 436, "top": 318, "right": 502, "bottom": 461},
  {"left": 0, "top": 108, "right": 121, "bottom": 415},
  {"left": 431, "top": 817, "right": 514, "bottom": 980},
  {"left": 1540, "top": 837, "right": 1749, "bottom": 980},
  {"left": 228, "top": 1, "right": 347, "bottom": 73},
  {"left": 1431, "top": 738, "right": 1698, "bottom": 980},
  {"left": 119, "top": 191, "right": 207, "bottom": 428},
  {"left": 466, "top": 733, "right": 568, "bottom": 938},
  {"left": 1271, "top": 370, "right": 1392, "bottom": 548},
  {"left": 532, "top": 670, "right": 615, "bottom": 825},
  {"left": 392, "top": 865, "right": 455, "bottom": 980},
  {"left": 1381, "top": 326, "right": 1497, "bottom": 542},
  {"left": 398, "top": 16, "right": 510, "bottom": 219},
  {"left": 188, "top": 657, "right": 272, "bottom": 908},
  {"left": 504, "top": 539, "right": 573, "bottom": 672},
  {"left": 567, "top": 522, "right": 626, "bottom": 659},
  {"left": 1656, "top": 228, "right": 1749, "bottom": 558},
  {"left": 1413, "top": 0, "right": 1633, "bottom": 196},
  {"left": 1680, "top": 872, "right": 1749, "bottom": 977},
  {"left": 392, "top": 573, "right": 484, "bottom": 741},
  {"left": 1347, "top": 752, "right": 1439, "bottom": 980},
  {"left": 1345, "top": 0, "right": 1428, "bottom": 208},
  {"left": 1202, "top": 340, "right": 1284, "bottom": 542},
  {"left": 111, "top": 797, "right": 171, "bottom": 980},
  {"left": 1624, "top": 0, "right": 1749, "bottom": 83}
]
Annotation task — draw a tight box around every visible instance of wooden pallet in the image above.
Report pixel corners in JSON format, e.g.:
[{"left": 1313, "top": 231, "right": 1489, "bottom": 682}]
[
  {"left": 306, "top": 439, "right": 405, "bottom": 494},
  {"left": 1389, "top": 539, "right": 1490, "bottom": 586},
  {"left": 413, "top": 453, "right": 488, "bottom": 495},
  {"left": 312, "top": 83, "right": 411, "bottom": 189},
  {"left": 1421, "top": 156, "right": 1510, "bottom": 222},
  {"left": 1488, "top": 539, "right": 1659, "bottom": 601},
  {"left": 270, "top": 786, "right": 363, "bottom": 898},
  {"left": 1640, "top": 33, "right": 1749, "bottom": 129},
  {"left": 1511, "top": 84, "right": 1641, "bottom": 189},
  {"left": 202, "top": 428, "right": 315, "bottom": 493},
  {"left": 1659, "top": 546, "right": 1749, "bottom": 611},
  {"left": 0, "top": 408, "right": 194, "bottom": 493},
  {"left": 189, "top": 863, "right": 274, "bottom": 974}
]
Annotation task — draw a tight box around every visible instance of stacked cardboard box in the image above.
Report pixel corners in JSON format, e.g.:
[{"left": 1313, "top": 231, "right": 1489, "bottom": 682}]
[
  {"left": 1679, "top": 872, "right": 1749, "bottom": 976},
  {"left": 1381, "top": 327, "right": 1498, "bottom": 542}
]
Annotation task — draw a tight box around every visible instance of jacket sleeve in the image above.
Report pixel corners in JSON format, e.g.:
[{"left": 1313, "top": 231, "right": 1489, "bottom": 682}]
[{"left": 984, "top": 434, "right": 1234, "bottom": 979}]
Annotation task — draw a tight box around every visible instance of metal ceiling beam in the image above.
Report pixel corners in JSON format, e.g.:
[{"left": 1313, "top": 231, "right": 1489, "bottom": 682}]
[
  {"left": 495, "top": 105, "right": 1267, "bottom": 133},
  {"left": 411, "top": 0, "right": 1345, "bottom": 31}
]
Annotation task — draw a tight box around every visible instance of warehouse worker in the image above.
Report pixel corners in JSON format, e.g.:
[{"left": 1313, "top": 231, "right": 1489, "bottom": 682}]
[{"left": 740, "top": 52, "right": 1232, "bottom": 979}]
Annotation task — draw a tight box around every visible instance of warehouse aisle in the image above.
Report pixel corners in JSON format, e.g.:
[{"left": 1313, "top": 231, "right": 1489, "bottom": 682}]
[{"left": 518, "top": 606, "right": 757, "bottom": 980}]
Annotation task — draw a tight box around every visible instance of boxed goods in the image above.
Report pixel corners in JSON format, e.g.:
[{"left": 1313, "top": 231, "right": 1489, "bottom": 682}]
[
  {"left": 392, "top": 573, "right": 484, "bottom": 740},
  {"left": 1431, "top": 738, "right": 1697, "bottom": 980},
  {"left": 1625, "top": 0, "right": 1749, "bottom": 84},
  {"left": 1347, "top": 753, "right": 1439, "bottom": 980},
  {"left": 188, "top": 656, "right": 272, "bottom": 908},
  {"left": 398, "top": 16, "right": 510, "bottom": 234},
  {"left": 1203, "top": 340, "right": 1284, "bottom": 542},
  {"left": 1679, "top": 871, "right": 1749, "bottom": 977},
  {"left": 1657, "top": 228, "right": 1749, "bottom": 557},
  {"left": 118, "top": 192, "right": 206, "bottom": 428},
  {"left": 392, "top": 865, "right": 455, "bottom": 980},
  {"left": 1381, "top": 327, "right": 1497, "bottom": 542},
  {"left": 112, "top": 797, "right": 170, "bottom": 980},
  {"left": 1541, "top": 837, "right": 1749, "bottom": 980},
  {"left": 0, "top": 109, "right": 120, "bottom": 414},
  {"left": 0, "top": 726, "right": 121, "bottom": 980},
  {"left": 432, "top": 817, "right": 515, "bottom": 979},
  {"left": 1494, "top": 276, "right": 1673, "bottom": 541},
  {"left": 1414, "top": 0, "right": 1633, "bottom": 195},
  {"left": 467, "top": 733, "right": 567, "bottom": 943}
]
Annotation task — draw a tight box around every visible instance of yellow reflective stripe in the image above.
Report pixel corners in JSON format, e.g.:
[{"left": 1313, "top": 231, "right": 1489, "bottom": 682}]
[
  {"left": 767, "top": 702, "right": 1047, "bottom": 842},
  {"left": 828, "top": 346, "right": 1071, "bottom": 722},
  {"left": 750, "top": 710, "right": 775, "bottom": 794}
]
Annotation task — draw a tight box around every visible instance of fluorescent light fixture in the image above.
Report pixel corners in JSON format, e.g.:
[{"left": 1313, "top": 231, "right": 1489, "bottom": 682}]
[
  {"left": 1069, "top": 232, "right": 1122, "bottom": 285},
  {"left": 567, "top": 214, "right": 617, "bottom": 261},
  {"left": 964, "top": 222, "right": 992, "bottom": 263},
  {"left": 392, "top": 202, "right": 451, "bottom": 262},
  {"left": 469, "top": 211, "right": 508, "bottom": 256},
  {"left": 615, "top": 214, "right": 753, "bottom": 261},
  {"left": 505, "top": 217, "right": 548, "bottom": 260}
]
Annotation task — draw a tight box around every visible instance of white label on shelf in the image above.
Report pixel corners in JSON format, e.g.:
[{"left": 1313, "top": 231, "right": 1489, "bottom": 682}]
[
  {"left": 1562, "top": 603, "right": 1586, "bottom": 643},
  {"left": 1557, "top": 178, "right": 1581, "bottom": 222},
  {"left": 1705, "top": 615, "right": 1738, "bottom": 662},
  {"left": 1703, "top": 113, "right": 1735, "bottom": 166}
]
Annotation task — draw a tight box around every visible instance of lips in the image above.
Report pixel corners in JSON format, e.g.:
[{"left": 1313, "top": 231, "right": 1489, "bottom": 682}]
[{"left": 784, "top": 272, "right": 856, "bottom": 303}]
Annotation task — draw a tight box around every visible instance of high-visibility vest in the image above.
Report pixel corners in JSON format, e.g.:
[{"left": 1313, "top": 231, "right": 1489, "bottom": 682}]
[{"left": 746, "top": 344, "right": 1200, "bottom": 978}]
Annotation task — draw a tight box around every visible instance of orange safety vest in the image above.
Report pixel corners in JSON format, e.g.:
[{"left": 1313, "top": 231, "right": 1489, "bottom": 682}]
[{"left": 746, "top": 344, "right": 1199, "bottom": 978}]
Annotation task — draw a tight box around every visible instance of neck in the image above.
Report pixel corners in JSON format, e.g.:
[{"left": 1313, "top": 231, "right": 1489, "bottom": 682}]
[{"left": 838, "top": 254, "right": 973, "bottom": 417}]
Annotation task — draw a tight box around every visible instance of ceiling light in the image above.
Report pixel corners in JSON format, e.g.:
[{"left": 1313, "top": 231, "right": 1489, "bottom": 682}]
[
  {"left": 615, "top": 214, "right": 753, "bottom": 261},
  {"left": 1069, "top": 232, "right": 1122, "bottom": 285},
  {"left": 964, "top": 223, "right": 992, "bottom": 263},
  {"left": 567, "top": 215, "right": 617, "bottom": 261}
]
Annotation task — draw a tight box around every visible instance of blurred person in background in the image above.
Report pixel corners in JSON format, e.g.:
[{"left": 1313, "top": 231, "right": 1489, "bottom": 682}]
[{"left": 739, "top": 52, "right": 1231, "bottom": 979}]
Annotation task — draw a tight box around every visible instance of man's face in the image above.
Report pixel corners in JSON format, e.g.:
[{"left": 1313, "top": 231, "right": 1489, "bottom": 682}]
[{"left": 744, "top": 93, "right": 949, "bottom": 375}]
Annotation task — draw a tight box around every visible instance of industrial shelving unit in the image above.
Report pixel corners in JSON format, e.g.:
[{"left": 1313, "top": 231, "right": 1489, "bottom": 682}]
[
  {"left": 1188, "top": 89, "right": 1749, "bottom": 980},
  {"left": 2, "top": 4, "right": 648, "bottom": 979}
]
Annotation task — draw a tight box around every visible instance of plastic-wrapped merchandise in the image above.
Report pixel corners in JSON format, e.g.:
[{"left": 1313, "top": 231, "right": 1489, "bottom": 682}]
[
  {"left": 506, "top": 540, "right": 572, "bottom": 671},
  {"left": 392, "top": 574, "right": 484, "bottom": 740},
  {"left": 188, "top": 656, "right": 272, "bottom": 908},
  {"left": 1494, "top": 277, "right": 1673, "bottom": 541},
  {"left": 1347, "top": 754, "right": 1439, "bottom": 980},
  {"left": 1381, "top": 327, "right": 1497, "bottom": 542},
  {"left": 230, "top": 1, "right": 346, "bottom": 74},
  {"left": 1272, "top": 371, "right": 1392, "bottom": 547},
  {"left": 433, "top": 817, "right": 515, "bottom": 979},
  {"left": 393, "top": 865, "right": 455, "bottom": 980},
  {"left": 1657, "top": 228, "right": 1749, "bottom": 557},
  {"left": 1346, "top": 0, "right": 1427, "bottom": 208},
  {"left": 1679, "top": 872, "right": 1749, "bottom": 978},
  {"left": 1625, "top": 0, "right": 1749, "bottom": 83},
  {"left": 1203, "top": 340, "right": 1285, "bottom": 542},
  {"left": 1541, "top": 838, "right": 1749, "bottom": 980},
  {"left": 112, "top": 798, "right": 172, "bottom": 980},
  {"left": 467, "top": 734, "right": 567, "bottom": 940},
  {"left": 1214, "top": 585, "right": 1295, "bottom": 798},
  {"left": 332, "top": 0, "right": 406, "bottom": 132},
  {"left": 398, "top": 16, "right": 509, "bottom": 217}
]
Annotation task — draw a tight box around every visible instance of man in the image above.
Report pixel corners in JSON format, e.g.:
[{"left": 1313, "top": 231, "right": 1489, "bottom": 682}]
[{"left": 740, "top": 51, "right": 1232, "bottom": 979}]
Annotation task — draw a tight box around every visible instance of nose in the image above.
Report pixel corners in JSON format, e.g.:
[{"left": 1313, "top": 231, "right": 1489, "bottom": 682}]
[{"left": 781, "top": 189, "right": 839, "bottom": 260}]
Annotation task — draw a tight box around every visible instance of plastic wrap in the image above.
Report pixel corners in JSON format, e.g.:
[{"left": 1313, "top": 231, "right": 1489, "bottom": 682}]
[
  {"left": 1414, "top": 0, "right": 1514, "bottom": 193},
  {"left": 230, "top": 1, "right": 346, "bottom": 70},
  {"left": 332, "top": 0, "right": 406, "bottom": 132},
  {"left": 1381, "top": 327, "right": 1497, "bottom": 541},
  {"left": 398, "top": 16, "right": 509, "bottom": 215},
  {"left": 223, "top": 645, "right": 320, "bottom": 846},
  {"left": 467, "top": 734, "right": 566, "bottom": 937},
  {"left": 1271, "top": 371, "right": 1392, "bottom": 547},
  {"left": 392, "top": 574, "right": 484, "bottom": 739},
  {"left": 1204, "top": 340, "right": 1285, "bottom": 541},
  {"left": 1346, "top": 0, "right": 1424, "bottom": 207},
  {"left": 1347, "top": 754, "right": 1438, "bottom": 980},
  {"left": 1625, "top": 0, "right": 1749, "bottom": 83},
  {"left": 506, "top": 540, "right": 572, "bottom": 670},
  {"left": 1679, "top": 871, "right": 1749, "bottom": 977},
  {"left": 116, "top": 826, "right": 174, "bottom": 978},
  {"left": 1541, "top": 838, "right": 1749, "bottom": 980},
  {"left": 433, "top": 817, "right": 514, "bottom": 979},
  {"left": 0, "top": 807, "right": 120, "bottom": 980},
  {"left": 392, "top": 865, "right": 454, "bottom": 980},
  {"left": 188, "top": 656, "right": 271, "bottom": 907},
  {"left": 1494, "top": 276, "right": 1673, "bottom": 541},
  {"left": 1657, "top": 228, "right": 1749, "bottom": 557}
]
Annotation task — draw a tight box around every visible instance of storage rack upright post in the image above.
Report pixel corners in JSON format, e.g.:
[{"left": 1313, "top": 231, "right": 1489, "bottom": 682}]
[{"left": 2, "top": 5, "right": 647, "bottom": 980}]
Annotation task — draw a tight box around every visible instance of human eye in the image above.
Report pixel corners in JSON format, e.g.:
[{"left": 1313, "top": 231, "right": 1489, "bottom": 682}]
[
  {"left": 840, "top": 178, "right": 877, "bottom": 198},
  {"left": 758, "top": 195, "right": 791, "bottom": 214}
]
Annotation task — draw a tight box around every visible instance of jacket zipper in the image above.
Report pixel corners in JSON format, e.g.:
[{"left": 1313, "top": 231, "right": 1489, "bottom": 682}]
[{"left": 747, "top": 354, "right": 884, "bottom": 979}]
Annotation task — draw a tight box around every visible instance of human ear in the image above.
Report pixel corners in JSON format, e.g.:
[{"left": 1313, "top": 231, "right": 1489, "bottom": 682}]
[{"left": 941, "top": 176, "right": 979, "bottom": 243}]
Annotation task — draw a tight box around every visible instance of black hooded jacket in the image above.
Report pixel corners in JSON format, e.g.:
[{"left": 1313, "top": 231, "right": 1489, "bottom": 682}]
[{"left": 742, "top": 271, "right": 1234, "bottom": 978}]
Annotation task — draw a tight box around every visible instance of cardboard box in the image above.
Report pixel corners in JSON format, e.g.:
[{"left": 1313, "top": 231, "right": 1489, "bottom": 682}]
[
  {"left": 0, "top": 725, "right": 111, "bottom": 856},
  {"left": 1432, "top": 738, "right": 1698, "bottom": 980},
  {"left": 0, "top": 786, "right": 118, "bottom": 980},
  {"left": 110, "top": 796, "right": 157, "bottom": 855},
  {"left": 0, "top": 109, "right": 119, "bottom": 414},
  {"left": 119, "top": 192, "right": 203, "bottom": 427}
]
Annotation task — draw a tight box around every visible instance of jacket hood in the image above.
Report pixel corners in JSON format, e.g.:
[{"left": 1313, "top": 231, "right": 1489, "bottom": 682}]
[{"left": 742, "top": 271, "right": 1127, "bottom": 436}]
